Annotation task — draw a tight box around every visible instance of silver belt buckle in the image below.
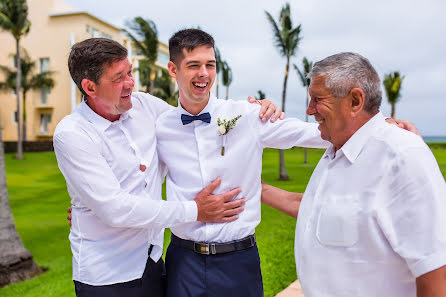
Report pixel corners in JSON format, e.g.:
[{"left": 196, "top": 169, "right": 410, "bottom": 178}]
[
  {"left": 194, "top": 242, "right": 217, "bottom": 255},
  {"left": 194, "top": 242, "right": 210, "bottom": 255}
]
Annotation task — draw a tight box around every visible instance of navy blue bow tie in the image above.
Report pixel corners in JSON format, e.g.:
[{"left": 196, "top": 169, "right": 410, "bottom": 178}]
[{"left": 181, "top": 112, "right": 211, "bottom": 125}]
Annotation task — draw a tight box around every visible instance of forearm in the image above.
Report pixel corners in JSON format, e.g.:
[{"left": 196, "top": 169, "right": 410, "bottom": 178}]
[
  {"left": 416, "top": 266, "right": 446, "bottom": 297},
  {"left": 261, "top": 182, "right": 302, "bottom": 218}
]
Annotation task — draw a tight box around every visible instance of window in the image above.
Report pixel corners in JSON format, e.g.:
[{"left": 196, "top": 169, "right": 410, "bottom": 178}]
[
  {"left": 86, "top": 24, "right": 90, "bottom": 32},
  {"left": 40, "top": 88, "right": 50, "bottom": 105},
  {"left": 101, "top": 32, "right": 112, "bottom": 39},
  {"left": 157, "top": 52, "right": 170, "bottom": 68},
  {"left": 39, "top": 58, "right": 49, "bottom": 73},
  {"left": 40, "top": 114, "right": 51, "bottom": 134},
  {"left": 13, "top": 111, "right": 18, "bottom": 123},
  {"left": 91, "top": 28, "right": 99, "bottom": 38}
]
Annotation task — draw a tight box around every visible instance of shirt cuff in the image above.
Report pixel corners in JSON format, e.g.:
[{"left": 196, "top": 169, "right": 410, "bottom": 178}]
[
  {"left": 409, "top": 251, "right": 446, "bottom": 277},
  {"left": 184, "top": 200, "right": 198, "bottom": 222}
]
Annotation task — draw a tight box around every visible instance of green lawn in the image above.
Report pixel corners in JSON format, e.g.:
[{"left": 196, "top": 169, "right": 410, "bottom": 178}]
[{"left": 1, "top": 147, "right": 445, "bottom": 297}]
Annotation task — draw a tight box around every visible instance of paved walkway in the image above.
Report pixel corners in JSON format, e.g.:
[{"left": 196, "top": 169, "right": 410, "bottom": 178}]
[{"left": 275, "top": 280, "right": 304, "bottom": 297}]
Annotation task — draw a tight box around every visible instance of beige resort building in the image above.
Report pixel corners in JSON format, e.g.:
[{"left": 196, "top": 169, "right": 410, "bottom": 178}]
[{"left": 0, "top": 0, "right": 169, "bottom": 142}]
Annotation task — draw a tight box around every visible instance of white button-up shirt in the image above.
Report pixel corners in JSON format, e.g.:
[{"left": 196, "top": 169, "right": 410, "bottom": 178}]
[
  {"left": 156, "top": 96, "right": 327, "bottom": 243},
  {"left": 54, "top": 93, "right": 197, "bottom": 286},
  {"left": 295, "top": 112, "right": 446, "bottom": 297}
]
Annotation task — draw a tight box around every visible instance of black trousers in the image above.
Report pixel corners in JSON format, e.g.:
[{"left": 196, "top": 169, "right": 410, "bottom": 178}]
[
  {"left": 74, "top": 254, "right": 166, "bottom": 297},
  {"left": 165, "top": 239, "right": 263, "bottom": 297}
]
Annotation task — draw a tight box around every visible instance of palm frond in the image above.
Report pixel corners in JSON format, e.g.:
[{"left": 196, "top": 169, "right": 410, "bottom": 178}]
[{"left": 265, "top": 11, "right": 286, "bottom": 56}]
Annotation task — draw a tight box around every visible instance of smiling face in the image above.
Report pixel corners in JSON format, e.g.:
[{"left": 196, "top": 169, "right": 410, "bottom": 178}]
[
  {"left": 168, "top": 45, "right": 216, "bottom": 115},
  {"left": 82, "top": 58, "right": 134, "bottom": 121},
  {"left": 307, "top": 75, "right": 354, "bottom": 150}
]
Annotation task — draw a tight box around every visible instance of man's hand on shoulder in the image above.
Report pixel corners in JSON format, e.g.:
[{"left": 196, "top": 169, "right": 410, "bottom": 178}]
[
  {"left": 194, "top": 178, "right": 245, "bottom": 223},
  {"left": 385, "top": 118, "right": 421, "bottom": 137},
  {"left": 247, "top": 96, "right": 285, "bottom": 123}
]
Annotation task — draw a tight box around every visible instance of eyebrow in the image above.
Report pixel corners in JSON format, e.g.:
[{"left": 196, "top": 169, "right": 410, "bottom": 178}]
[
  {"left": 111, "top": 64, "right": 133, "bottom": 79},
  {"left": 185, "top": 60, "right": 216, "bottom": 65}
]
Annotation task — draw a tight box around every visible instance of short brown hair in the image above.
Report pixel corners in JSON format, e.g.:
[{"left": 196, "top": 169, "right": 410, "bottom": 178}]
[
  {"left": 168, "top": 29, "right": 215, "bottom": 65},
  {"left": 68, "top": 38, "right": 128, "bottom": 96}
]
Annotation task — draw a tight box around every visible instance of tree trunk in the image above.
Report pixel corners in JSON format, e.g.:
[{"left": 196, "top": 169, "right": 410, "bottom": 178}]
[
  {"left": 216, "top": 78, "right": 219, "bottom": 98},
  {"left": 225, "top": 86, "right": 229, "bottom": 100},
  {"left": 15, "top": 39, "right": 23, "bottom": 160},
  {"left": 304, "top": 87, "right": 309, "bottom": 164},
  {"left": 0, "top": 115, "right": 41, "bottom": 288},
  {"left": 22, "top": 91, "right": 27, "bottom": 142},
  {"left": 391, "top": 103, "right": 395, "bottom": 118},
  {"left": 279, "top": 58, "right": 290, "bottom": 181}
]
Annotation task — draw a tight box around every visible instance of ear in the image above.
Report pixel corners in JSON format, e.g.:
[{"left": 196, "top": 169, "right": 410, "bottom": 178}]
[
  {"left": 81, "top": 79, "right": 98, "bottom": 99},
  {"left": 167, "top": 61, "right": 178, "bottom": 79},
  {"left": 350, "top": 88, "right": 365, "bottom": 116}
]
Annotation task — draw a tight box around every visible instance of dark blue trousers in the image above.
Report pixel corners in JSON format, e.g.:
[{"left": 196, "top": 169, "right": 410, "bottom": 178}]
[
  {"left": 74, "top": 255, "right": 166, "bottom": 297},
  {"left": 165, "top": 238, "right": 263, "bottom": 297}
]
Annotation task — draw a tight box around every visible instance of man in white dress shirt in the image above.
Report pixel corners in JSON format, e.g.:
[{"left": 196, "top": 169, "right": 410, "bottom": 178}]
[
  {"left": 155, "top": 28, "right": 328, "bottom": 297},
  {"left": 262, "top": 52, "right": 446, "bottom": 297},
  {"left": 54, "top": 38, "right": 284, "bottom": 297}
]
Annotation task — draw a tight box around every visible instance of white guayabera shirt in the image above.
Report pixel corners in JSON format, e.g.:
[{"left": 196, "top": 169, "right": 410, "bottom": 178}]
[
  {"left": 156, "top": 96, "right": 328, "bottom": 243},
  {"left": 295, "top": 112, "right": 446, "bottom": 297},
  {"left": 54, "top": 93, "right": 197, "bottom": 286}
]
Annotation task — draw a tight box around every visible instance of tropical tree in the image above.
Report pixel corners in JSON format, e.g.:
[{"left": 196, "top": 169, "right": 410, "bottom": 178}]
[
  {"left": 294, "top": 57, "right": 313, "bottom": 164},
  {"left": 152, "top": 69, "right": 179, "bottom": 106},
  {"left": 255, "top": 90, "right": 266, "bottom": 100},
  {"left": 265, "top": 2, "right": 302, "bottom": 180},
  {"left": 0, "top": 50, "right": 55, "bottom": 141},
  {"left": 214, "top": 47, "right": 223, "bottom": 98},
  {"left": 221, "top": 60, "right": 232, "bottom": 100},
  {"left": 383, "top": 71, "right": 404, "bottom": 118},
  {"left": 0, "top": 0, "right": 31, "bottom": 160},
  {"left": 0, "top": 115, "right": 41, "bottom": 287},
  {"left": 125, "top": 16, "right": 158, "bottom": 93}
]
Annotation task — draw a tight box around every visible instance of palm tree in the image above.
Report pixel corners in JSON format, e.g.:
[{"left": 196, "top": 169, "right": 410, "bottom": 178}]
[
  {"left": 294, "top": 57, "right": 313, "bottom": 164},
  {"left": 0, "top": 50, "right": 55, "bottom": 141},
  {"left": 0, "top": 0, "right": 31, "bottom": 160},
  {"left": 256, "top": 90, "right": 266, "bottom": 100},
  {"left": 125, "top": 16, "right": 158, "bottom": 93},
  {"left": 214, "top": 47, "right": 223, "bottom": 98},
  {"left": 265, "top": 2, "right": 302, "bottom": 180},
  {"left": 152, "top": 68, "right": 179, "bottom": 106},
  {"left": 0, "top": 115, "right": 41, "bottom": 287},
  {"left": 221, "top": 61, "right": 232, "bottom": 100},
  {"left": 383, "top": 71, "right": 404, "bottom": 118}
]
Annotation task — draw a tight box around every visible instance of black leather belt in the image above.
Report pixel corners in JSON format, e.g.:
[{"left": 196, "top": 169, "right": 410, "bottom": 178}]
[{"left": 171, "top": 233, "right": 256, "bottom": 255}]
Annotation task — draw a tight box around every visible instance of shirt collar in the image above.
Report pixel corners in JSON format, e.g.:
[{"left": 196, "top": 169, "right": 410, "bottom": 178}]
[
  {"left": 78, "top": 100, "right": 132, "bottom": 132},
  {"left": 176, "top": 93, "right": 216, "bottom": 116},
  {"left": 338, "top": 112, "right": 385, "bottom": 163}
]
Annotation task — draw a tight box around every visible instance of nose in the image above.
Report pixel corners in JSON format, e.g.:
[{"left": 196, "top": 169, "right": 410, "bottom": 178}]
[
  {"left": 198, "top": 65, "right": 208, "bottom": 77},
  {"left": 306, "top": 97, "right": 317, "bottom": 116},
  {"left": 124, "top": 73, "right": 135, "bottom": 89}
]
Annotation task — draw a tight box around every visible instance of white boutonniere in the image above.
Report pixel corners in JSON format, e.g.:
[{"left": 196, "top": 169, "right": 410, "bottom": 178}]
[{"left": 217, "top": 115, "right": 242, "bottom": 156}]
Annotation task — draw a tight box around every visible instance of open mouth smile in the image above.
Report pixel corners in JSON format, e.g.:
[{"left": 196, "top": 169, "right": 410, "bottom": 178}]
[{"left": 192, "top": 82, "right": 208, "bottom": 89}]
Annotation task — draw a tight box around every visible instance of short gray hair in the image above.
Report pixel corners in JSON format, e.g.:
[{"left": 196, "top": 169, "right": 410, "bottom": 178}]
[{"left": 309, "top": 52, "right": 382, "bottom": 113}]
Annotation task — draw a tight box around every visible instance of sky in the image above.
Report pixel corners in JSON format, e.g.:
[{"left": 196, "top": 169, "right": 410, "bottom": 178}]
[{"left": 65, "top": 0, "right": 446, "bottom": 136}]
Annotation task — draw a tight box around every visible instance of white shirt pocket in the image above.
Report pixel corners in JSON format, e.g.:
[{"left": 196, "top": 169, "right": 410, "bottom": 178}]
[{"left": 316, "top": 195, "right": 359, "bottom": 247}]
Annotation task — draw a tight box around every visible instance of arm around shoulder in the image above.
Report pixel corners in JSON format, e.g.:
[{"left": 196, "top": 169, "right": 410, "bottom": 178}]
[
  {"left": 261, "top": 182, "right": 302, "bottom": 218},
  {"left": 416, "top": 265, "right": 446, "bottom": 297}
]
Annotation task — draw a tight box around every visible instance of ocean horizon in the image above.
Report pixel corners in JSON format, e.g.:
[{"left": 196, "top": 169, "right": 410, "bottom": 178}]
[{"left": 423, "top": 136, "right": 446, "bottom": 143}]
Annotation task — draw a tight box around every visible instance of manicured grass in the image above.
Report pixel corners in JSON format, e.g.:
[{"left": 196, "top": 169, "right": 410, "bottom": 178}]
[{"left": 1, "top": 148, "right": 445, "bottom": 297}]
